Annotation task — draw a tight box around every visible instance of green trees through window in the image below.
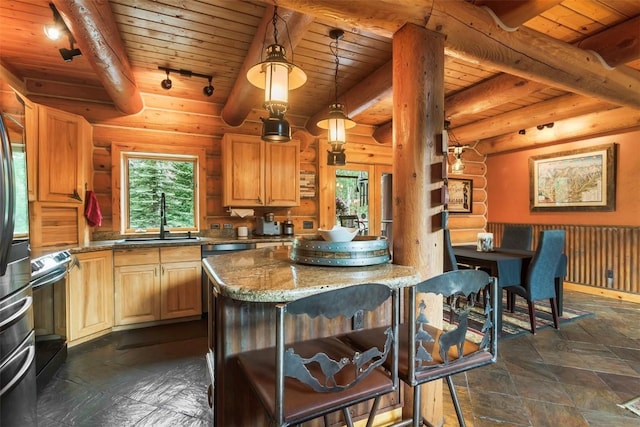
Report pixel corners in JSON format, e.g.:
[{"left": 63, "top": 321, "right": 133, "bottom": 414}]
[{"left": 126, "top": 155, "right": 196, "bottom": 231}]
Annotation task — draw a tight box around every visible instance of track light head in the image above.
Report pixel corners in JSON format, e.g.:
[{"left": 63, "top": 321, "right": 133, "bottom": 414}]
[
  {"left": 203, "top": 77, "right": 214, "bottom": 96},
  {"left": 59, "top": 47, "right": 82, "bottom": 62},
  {"left": 44, "top": 3, "right": 66, "bottom": 41},
  {"left": 161, "top": 70, "right": 172, "bottom": 90}
]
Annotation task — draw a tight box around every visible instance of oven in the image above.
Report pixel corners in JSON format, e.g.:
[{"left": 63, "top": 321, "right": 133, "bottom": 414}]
[
  {"left": 30, "top": 250, "right": 72, "bottom": 391},
  {"left": 0, "top": 251, "right": 36, "bottom": 427}
]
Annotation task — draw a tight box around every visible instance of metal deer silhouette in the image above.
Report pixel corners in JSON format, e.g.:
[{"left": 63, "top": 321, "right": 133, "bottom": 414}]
[{"left": 438, "top": 293, "right": 477, "bottom": 364}]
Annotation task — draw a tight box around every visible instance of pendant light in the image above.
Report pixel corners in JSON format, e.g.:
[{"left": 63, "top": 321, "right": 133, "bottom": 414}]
[
  {"left": 317, "top": 29, "right": 356, "bottom": 166},
  {"left": 247, "top": 6, "right": 307, "bottom": 142}
]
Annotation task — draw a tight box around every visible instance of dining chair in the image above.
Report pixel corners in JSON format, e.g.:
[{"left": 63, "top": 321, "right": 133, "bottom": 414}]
[
  {"left": 341, "top": 269, "right": 498, "bottom": 427},
  {"left": 504, "top": 229, "right": 566, "bottom": 334},
  {"left": 443, "top": 229, "right": 458, "bottom": 272},
  {"left": 231, "top": 283, "right": 399, "bottom": 427},
  {"left": 500, "top": 224, "right": 533, "bottom": 250}
]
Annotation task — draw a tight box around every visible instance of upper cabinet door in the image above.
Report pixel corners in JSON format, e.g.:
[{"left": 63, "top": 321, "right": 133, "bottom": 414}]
[
  {"left": 265, "top": 139, "right": 299, "bottom": 207},
  {"left": 38, "top": 106, "right": 89, "bottom": 203},
  {"left": 222, "top": 133, "right": 264, "bottom": 207},
  {"left": 222, "top": 133, "right": 300, "bottom": 207}
]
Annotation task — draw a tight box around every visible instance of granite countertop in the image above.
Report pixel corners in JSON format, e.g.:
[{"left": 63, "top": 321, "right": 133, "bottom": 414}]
[
  {"left": 202, "top": 246, "right": 419, "bottom": 303},
  {"left": 30, "top": 235, "right": 295, "bottom": 258}
]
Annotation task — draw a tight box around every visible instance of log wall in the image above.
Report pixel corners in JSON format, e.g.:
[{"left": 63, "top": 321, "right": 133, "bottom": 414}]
[
  {"left": 488, "top": 222, "right": 640, "bottom": 294},
  {"left": 447, "top": 147, "right": 488, "bottom": 244}
]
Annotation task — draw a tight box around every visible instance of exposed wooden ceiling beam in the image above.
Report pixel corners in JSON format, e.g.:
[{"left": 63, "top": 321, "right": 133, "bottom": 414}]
[
  {"left": 306, "top": 60, "right": 392, "bottom": 136},
  {"left": 267, "top": 0, "right": 640, "bottom": 111},
  {"left": 451, "top": 93, "right": 615, "bottom": 143},
  {"left": 576, "top": 16, "right": 640, "bottom": 68},
  {"left": 425, "top": 0, "right": 640, "bottom": 110},
  {"left": 476, "top": 107, "right": 640, "bottom": 154},
  {"left": 53, "top": 0, "right": 143, "bottom": 115},
  {"left": 446, "top": 75, "right": 546, "bottom": 121},
  {"left": 470, "top": 0, "right": 563, "bottom": 28},
  {"left": 221, "top": 6, "right": 314, "bottom": 127}
]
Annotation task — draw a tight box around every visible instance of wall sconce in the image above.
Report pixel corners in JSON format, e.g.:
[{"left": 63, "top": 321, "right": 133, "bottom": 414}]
[
  {"left": 247, "top": 6, "right": 307, "bottom": 142},
  {"left": 44, "top": 3, "right": 82, "bottom": 62},
  {"left": 317, "top": 29, "right": 355, "bottom": 166},
  {"left": 448, "top": 145, "right": 468, "bottom": 174},
  {"left": 158, "top": 66, "right": 214, "bottom": 97}
]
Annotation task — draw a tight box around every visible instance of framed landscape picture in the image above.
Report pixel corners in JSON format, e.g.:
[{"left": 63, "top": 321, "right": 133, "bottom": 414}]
[
  {"left": 447, "top": 178, "right": 473, "bottom": 213},
  {"left": 529, "top": 143, "right": 616, "bottom": 212}
]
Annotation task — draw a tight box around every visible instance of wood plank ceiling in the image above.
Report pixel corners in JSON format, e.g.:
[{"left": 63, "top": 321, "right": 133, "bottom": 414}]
[{"left": 1, "top": 0, "right": 639, "bottom": 154}]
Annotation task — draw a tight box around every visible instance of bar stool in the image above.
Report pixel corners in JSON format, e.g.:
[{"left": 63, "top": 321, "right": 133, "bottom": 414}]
[
  {"left": 342, "top": 270, "right": 498, "bottom": 426},
  {"left": 231, "top": 283, "right": 399, "bottom": 427}
]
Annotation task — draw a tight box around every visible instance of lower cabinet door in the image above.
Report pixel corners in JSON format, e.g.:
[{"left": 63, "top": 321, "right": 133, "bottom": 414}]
[
  {"left": 160, "top": 260, "right": 202, "bottom": 319},
  {"left": 68, "top": 250, "right": 114, "bottom": 341},
  {"left": 114, "top": 264, "right": 161, "bottom": 325}
]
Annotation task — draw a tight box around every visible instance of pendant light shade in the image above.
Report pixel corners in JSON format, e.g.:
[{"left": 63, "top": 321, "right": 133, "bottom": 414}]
[
  {"left": 246, "top": 7, "right": 306, "bottom": 142},
  {"left": 247, "top": 44, "right": 307, "bottom": 118},
  {"left": 318, "top": 29, "right": 355, "bottom": 165},
  {"left": 317, "top": 102, "right": 356, "bottom": 145}
]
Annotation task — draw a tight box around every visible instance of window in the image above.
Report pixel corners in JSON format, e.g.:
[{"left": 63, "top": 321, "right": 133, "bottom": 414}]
[{"left": 116, "top": 147, "right": 205, "bottom": 235}]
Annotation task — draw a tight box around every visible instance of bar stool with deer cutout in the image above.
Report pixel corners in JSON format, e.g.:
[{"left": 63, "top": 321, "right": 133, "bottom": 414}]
[{"left": 341, "top": 269, "right": 498, "bottom": 426}]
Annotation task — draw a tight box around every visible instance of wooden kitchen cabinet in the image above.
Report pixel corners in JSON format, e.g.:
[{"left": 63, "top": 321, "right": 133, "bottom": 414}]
[
  {"left": 114, "top": 246, "right": 201, "bottom": 326},
  {"left": 29, "top": 104, "right": 92, "bottom": 248},
  {"left": 222, "top": 133, "right": 299, "bottom": 207},
  {"left": 160, "top": 247, "right": 202, "bottom": 319},
  {"left": 37, "top": 105, "right": 91, "bottom": 203},
  {"left": 67, "top": 250, "right": 114, "bottom": 344}
]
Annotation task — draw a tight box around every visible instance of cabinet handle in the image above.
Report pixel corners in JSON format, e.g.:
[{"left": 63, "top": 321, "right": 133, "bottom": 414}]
[
  {"left": 162, "top": 266, "right": 165, "bottom": 275},
  {"left": 70, "top": 189, "right": 83, "bottom": 202},
  {"left": 155, "top": 267, "right": 158, "bottom": 277}
]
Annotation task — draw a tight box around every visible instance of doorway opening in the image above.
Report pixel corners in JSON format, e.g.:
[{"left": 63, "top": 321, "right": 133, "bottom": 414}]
[{"left": 335, "top": 169, "right": 369, "bottom": 234}]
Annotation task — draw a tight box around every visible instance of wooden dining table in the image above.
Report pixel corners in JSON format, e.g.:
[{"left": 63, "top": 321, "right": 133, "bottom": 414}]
[{"left": 452, "top": 245, "right": 567, "bottom": 332}]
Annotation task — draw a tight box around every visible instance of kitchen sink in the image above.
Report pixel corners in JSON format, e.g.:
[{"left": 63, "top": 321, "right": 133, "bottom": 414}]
[{"left": 119, "top": 236, "right": 201, "bottom": 243}]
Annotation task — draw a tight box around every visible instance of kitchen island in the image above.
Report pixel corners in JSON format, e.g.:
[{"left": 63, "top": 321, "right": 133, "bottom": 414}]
[{"left": 202, "top": 245, "right": 419, "bottom": 426}]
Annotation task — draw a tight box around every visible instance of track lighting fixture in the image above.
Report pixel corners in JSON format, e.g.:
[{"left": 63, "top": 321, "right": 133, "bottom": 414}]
[
  {"left": 203, "top": 77, "right": 214, "bottom": 97},
  {"left": 161, "top": 69, "right": 172, "bottom": 90},
  {"left": 536, "top": 122, "right": 555, "bottom": 130},
  {"left": 44, "top": 3, "right": 82, "bottom": 62},
  {"left": 318, "top": 29, "right": 355, "bottom": 166},
  {"left": 158, "top": 66, "right": 213, "bottom": 97},
  {"left": 43, "top": 3, "right": 66, "bottom": 40},
  {"left": 247, "top": 6, "right": 307, "bottom": 142}
]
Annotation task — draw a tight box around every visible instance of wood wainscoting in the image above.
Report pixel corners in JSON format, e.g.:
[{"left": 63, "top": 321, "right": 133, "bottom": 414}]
[{"left": 488, "top": 223, "right": 640, "bottom": 296}]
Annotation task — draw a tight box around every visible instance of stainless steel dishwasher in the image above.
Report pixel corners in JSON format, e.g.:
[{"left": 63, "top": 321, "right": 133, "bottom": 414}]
[{"left": 201, "top": 242, "right": 257, "bottom": 315}]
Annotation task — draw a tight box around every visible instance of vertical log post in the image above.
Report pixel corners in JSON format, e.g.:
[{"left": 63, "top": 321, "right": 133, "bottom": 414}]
[{"left": 392, "top": 24, "right": 445, "bottom": 425}]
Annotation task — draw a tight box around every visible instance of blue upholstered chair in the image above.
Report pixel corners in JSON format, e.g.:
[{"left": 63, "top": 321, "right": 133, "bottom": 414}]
[
  {"left": 505, "top": 230, "right": 566, "bottom": 334},
  {"left": 443, "top": 229, "right": 458, "bottom": 272},
  {"left": 500, "top": 225, "right": 533, "bottom": 251}
]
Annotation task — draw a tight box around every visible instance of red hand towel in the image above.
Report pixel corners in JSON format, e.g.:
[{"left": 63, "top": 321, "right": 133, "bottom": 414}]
[{"left": 84, "top": 190, "right": 103, "bottom": 227}]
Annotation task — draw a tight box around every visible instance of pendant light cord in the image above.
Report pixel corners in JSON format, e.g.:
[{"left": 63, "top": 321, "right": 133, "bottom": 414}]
[{"left": 331, "top": 36, "right": 340, "bottom": 103}]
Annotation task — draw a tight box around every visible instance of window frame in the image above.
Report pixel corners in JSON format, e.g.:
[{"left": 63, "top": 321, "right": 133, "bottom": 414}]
[{"left": 112, "top": 143, "right": 207, "bottom": 236}]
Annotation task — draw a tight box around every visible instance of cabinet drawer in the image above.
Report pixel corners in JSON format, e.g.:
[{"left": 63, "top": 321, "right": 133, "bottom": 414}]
[
  {"left": 114, "top": 248, "right": 160, "bottom": 266},
  {"left": 161, "top": 246, "right": 201, "bottom": 263}
]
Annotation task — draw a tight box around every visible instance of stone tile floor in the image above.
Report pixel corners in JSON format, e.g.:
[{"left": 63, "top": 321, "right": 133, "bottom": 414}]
[
  {"left": 446, "top": 290, "right": 640, "bottom": 427},
  {"left": 37, "top": 290, "right": 640, "bottom": 426}
]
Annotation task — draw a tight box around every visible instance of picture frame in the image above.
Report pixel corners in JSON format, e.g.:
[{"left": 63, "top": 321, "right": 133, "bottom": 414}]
[
  {"left": 447, "top": 178, "right": 473, "bottom": 213},
  {"left": 529, "top": 143, "right": 616, "bottom": 212}
]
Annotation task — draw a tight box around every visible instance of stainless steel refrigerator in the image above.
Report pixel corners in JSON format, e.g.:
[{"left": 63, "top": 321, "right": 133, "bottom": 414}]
[{"left": 1, "top": 95, "right": 37, "bottom": 426}]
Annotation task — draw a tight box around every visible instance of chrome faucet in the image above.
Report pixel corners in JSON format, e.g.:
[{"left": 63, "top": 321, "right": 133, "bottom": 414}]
[{"left": 160, "top": 192, "right": 168, "bottom": 239}]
